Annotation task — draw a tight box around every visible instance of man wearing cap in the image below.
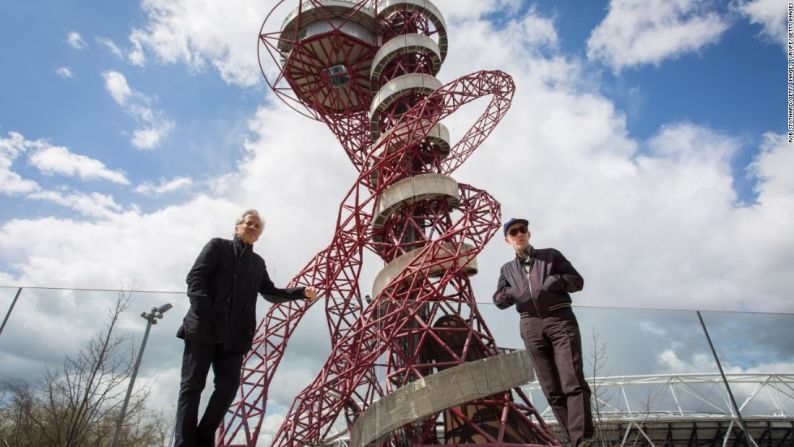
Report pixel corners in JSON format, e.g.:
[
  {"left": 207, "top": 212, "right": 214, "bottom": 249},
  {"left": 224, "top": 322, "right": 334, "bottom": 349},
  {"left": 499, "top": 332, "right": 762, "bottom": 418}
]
[
  {"left": 493, "top": 218, "right": 593, "bottom": 447},
  {"left": 174, "top": 209, "right": 318, "bottom": 447}
]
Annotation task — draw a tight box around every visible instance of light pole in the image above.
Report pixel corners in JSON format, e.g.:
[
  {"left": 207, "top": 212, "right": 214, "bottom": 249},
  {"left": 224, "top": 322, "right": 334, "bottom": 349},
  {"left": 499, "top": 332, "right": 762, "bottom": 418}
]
[{"left": 111, "top": 303, "right": 172, "bottom": 447}]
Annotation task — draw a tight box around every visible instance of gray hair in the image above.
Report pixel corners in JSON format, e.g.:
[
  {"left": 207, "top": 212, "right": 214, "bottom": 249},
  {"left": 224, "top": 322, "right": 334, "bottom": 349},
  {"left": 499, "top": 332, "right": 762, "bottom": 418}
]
[{"left": 233, "top": 209, "right": 265, "bottom": 236}]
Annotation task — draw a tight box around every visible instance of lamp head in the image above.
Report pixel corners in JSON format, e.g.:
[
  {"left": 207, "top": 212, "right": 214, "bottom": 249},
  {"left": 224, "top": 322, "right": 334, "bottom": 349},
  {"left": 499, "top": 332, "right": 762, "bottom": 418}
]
[{"left": 156, "top": 303, "right": 173, "bottom": 314}]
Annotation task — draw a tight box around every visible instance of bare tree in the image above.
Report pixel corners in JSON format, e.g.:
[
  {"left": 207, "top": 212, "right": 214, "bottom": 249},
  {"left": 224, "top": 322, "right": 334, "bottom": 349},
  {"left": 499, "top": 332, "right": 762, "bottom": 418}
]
[
  {"left": 631, "top": 388, "right": 656, "bottom": 447},
  {"left": 586, "top": 328, "right": 611, "bottom": 446},
  {"left": 0, "top": 291, "right": 167, "bottom": 446},
  {"left": 0, "top": 381, "right": 48, "bottom": 447}
]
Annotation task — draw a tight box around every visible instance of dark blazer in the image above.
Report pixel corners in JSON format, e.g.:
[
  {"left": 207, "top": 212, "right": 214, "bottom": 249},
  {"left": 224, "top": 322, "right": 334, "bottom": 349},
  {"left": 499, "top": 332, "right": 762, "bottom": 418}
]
[
  {"left": 177, "top": 237, "right": 305, "bottom": 352},
  {"left": 493, "top": 247, "right": 584, "bottom": 316}
]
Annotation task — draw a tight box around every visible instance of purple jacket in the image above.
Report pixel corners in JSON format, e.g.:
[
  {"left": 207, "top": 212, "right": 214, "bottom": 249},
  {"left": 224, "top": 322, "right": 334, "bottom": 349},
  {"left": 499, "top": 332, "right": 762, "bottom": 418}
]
[{"left": 493, "top": 247, "right": 584, "bottom": 316}]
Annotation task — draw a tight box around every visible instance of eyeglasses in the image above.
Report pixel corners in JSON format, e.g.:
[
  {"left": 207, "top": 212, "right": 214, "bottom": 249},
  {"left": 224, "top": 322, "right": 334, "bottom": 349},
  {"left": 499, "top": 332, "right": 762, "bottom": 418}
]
[{"left": 508, "top": 225, "right": 528, "bottom": 237}]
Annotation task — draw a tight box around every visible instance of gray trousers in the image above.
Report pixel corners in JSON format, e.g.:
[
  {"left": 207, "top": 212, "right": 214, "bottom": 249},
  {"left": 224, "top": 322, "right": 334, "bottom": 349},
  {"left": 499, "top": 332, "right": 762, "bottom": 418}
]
[{"left": 520, "top": 308, "right": 593, "bottom": 446}]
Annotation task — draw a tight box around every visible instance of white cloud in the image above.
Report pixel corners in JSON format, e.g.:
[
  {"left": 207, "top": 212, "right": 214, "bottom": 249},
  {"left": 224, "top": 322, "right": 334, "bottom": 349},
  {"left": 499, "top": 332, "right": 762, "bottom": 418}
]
[
  {"left": 128, "top": 38, "right": 147, "bottom": 66},
  {"left": 66, "top": 31, "right": 86, "bottom": 50},
  {"left": 434, "top": 0, "right": 521, "bottom": 23},
  {"left": 1, "top": 0, "right": 788, "bottom": 327},
  {"left": 0, "top": 198, "right": 237, "bottom": 289},
  {"left": 55, "top": 67, "right": 75, "bottom": 79},
  {"left": 429, "top": 8, "right": 793, "bottom": 315},
  {"left": 0, "top": 132, "right": 41, "bottom": 195},
  {"left": 651, "top": 349, "right": 793, "bottom": 417},
  {"left": 10, "top": 0, "right": 784, "bottom": 316},
  {"left": 587, "top": 0, "right": 730, "bottom": 71},
  {"left": 726, "top": 361, "right": 794, "bottom": 375},
  {"left": 102, "top": 70, "right": 175, "bottom": 149},
  {"left": 27, "top": 190, "right": 124, "bottom": 218},
  {"left": 639, "top": 321, "right": 668, "bottom": 337},
  {"left": 135, "top": 176, "right": 193, "bottom": 195},
  {"left": 659, "top": 349, "right": 794, "bottom": 383},
  {"left": 657, "top": 349, "right": 716, "bottom": 373},
  {"left": 29, "top": 145, "right": 130, "bottom": 185},
  {"left": 749, "top": 133, "right": 794, "bottom": 199},
  {"left": 127, "top": 0, "right": 267, "bottom": 87},
  {"left": 96, "top": 36, "right": 125, "bottom": 58},
  {"left": 0, "top": 169, "right": 39, "bottom": 195},
  {"left": 0, "top": 97, "right": 350, "bottom": 290},
  {"left": 125, "top": 0, "right": 542, "bottom": 88},
  {"left": 103, "top": 71, "right": 134, "bottom": 105},
  {"left": 735, "top": 0, "right": 786, "bottom": 47},
  {"left": 0, "top": 131, "right": 131, "bottom": 215},
  {"left": 131, "top": 122, "right": 176, "bottom": 150}
]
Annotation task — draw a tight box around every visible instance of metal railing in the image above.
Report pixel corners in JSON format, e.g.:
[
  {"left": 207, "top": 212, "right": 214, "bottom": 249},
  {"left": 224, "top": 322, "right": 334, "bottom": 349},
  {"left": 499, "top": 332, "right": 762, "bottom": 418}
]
[
  {"left": 525, "top": 373, "right": 794, "bottom": 421},
  {"left": 1, "top": 285, "right": 792, "bottom": 446}
]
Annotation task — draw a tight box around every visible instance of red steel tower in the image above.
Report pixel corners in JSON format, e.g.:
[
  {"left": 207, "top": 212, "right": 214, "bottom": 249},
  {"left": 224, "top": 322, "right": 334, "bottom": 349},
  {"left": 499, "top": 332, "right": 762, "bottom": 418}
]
[{"left": 219, "top": 1, "right": 558, "bottom": 445}]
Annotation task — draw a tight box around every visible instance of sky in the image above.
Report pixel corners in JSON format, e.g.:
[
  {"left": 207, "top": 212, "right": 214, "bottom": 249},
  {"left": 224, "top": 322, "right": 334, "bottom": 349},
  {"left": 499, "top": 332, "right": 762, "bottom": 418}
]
[{"left": 0, "top": 0, "right": 790, "bottom": 443}]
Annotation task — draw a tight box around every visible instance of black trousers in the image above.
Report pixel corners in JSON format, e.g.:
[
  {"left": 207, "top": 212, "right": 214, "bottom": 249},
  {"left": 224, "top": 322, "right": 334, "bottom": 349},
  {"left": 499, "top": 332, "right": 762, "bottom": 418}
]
[
  {"left": 173, "top": 340, "right": 244, "bottom": 447},
  {"left": 520, "top": 308, "right": 593, "bottom": 447}
]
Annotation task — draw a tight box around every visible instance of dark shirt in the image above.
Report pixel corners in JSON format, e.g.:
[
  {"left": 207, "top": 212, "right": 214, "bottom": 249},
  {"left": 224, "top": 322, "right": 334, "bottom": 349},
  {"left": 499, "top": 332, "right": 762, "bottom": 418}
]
[
  {"left": 493, "top": 245, "right": 584, "bottom": 316},
  {"left": 177, "top": 236, "right": 305, "bottom": 352}
]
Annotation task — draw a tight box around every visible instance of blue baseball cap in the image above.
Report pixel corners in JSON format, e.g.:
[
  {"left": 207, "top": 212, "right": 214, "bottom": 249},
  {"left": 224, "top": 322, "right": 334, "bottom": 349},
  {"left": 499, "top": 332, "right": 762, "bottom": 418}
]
[{"left": 503, "top": 218, "right": 529, "bottom": 236}]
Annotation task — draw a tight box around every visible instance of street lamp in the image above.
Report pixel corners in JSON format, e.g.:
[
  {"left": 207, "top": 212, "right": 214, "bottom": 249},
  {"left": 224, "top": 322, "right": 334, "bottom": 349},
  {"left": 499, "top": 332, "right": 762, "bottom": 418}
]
[{"left": 111, "top": 303, "right": 172, "bottom": 447}]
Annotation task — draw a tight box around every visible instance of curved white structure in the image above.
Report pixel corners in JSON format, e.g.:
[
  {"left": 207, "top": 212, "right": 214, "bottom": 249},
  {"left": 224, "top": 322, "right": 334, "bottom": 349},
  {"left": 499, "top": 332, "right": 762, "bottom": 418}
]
[
  {"left": 372, "top": 241, "right": 477, "bottom": 298},
  {"left": 278, "top": 1, "right": 378, "bottom": 112},
  {"left": 370, "top": 33, "right": 442, "bottom": 84},
  {"left": 349, "top": 350, "right": 534, "bottom": 447},
  {"left": 371, "top": 173, "right": 458, "bottom": 236},
  {"left": 279, "top": 0, "right": 376, "bottom": 53},
  {"left": 369, "top": 73, "right": 442, "bottom": 138},
  {"left": 377, "top": 0, "right": 448, "bottom": 61}
]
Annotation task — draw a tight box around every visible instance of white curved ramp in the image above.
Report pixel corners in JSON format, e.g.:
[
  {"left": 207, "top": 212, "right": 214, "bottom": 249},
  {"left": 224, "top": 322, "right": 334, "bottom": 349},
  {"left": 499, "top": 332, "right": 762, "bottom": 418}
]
[
  {"left": 349, "top": 350, "right": 535, "bottom": 447},
  {"left": 372, "top": 241, "right": 477, "bottom": 298},
  {"left": 369, "top": 73, "right": 442, "bottom": 138},
  {"left": 371, "top": 173, "right": 458, "bottom": 237},
  {"left": 279, "top": 0, "right": 376, "bottom": 53},
  {"left": 370, "top": 33, "right": 442, "bottom": 84},
  {"left": 377, "top": 0, "right": 448, "bottom": 61}
]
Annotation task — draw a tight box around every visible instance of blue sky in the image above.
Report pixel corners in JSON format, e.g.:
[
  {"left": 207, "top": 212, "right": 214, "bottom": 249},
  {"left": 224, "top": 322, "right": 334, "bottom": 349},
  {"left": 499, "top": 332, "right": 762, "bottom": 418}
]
[
  {"left": 1, "top": 0, "right": 790, "bottom": 310},
  {"left": 0, "top": 0, "right": 790, "bottom": 442},
  {"left": 0, "top": 0, "right": 782, "bottom": 222},
  {"left": 540, "top": 0, "right": 782, "bottom": 202},
  {"left": 1, "top": 0, "right": 263, "bottom": 220}
]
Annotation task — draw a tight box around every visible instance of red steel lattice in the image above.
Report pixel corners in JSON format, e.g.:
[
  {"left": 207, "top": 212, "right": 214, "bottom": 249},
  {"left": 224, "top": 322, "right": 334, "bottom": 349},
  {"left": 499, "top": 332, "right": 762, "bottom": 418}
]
[{"left": 219, "top": 1, "right": 558, "bottom": 445}]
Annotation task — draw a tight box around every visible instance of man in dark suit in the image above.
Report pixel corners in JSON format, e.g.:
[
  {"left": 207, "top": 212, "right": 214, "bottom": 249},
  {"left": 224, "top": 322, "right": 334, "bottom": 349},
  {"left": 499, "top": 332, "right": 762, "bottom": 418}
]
[
  {"left": 174, "top": 209, "right": 318, "bottom": 447},
  {"left": 493, "top": 217, "right": 593, "bottom": 447}
]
